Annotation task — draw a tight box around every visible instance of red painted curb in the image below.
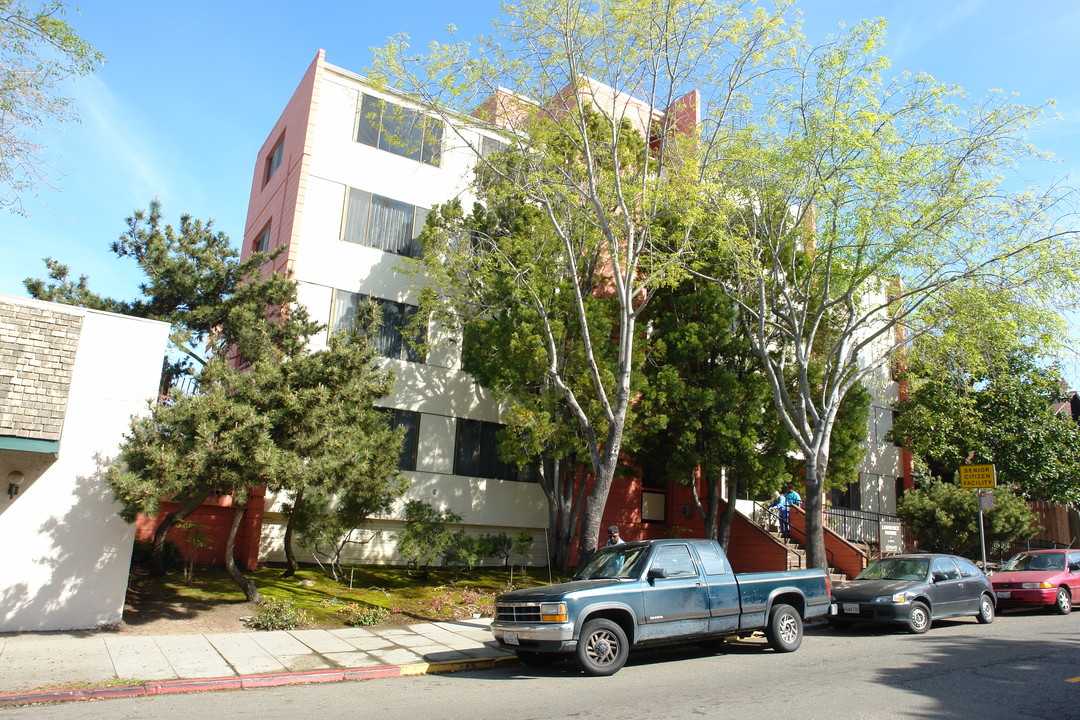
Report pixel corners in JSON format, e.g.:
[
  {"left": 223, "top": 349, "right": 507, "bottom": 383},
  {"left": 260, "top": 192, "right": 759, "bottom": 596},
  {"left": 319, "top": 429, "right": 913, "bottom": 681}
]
[{"left": 0, "top": 655, "right": 515, "bottom": 707}]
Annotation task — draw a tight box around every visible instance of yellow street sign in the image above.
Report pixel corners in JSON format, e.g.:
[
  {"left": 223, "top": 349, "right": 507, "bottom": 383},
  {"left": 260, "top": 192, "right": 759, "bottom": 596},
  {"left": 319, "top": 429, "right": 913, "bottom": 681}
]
[{"left": 959, "top": 464, "right": 996, "bottom": 489}]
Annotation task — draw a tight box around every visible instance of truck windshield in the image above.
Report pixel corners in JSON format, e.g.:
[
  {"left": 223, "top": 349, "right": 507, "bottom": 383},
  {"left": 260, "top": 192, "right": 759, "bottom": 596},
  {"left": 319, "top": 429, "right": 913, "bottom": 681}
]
[{"left": 575, "top": 545, "right": 649, "bottom": 580}]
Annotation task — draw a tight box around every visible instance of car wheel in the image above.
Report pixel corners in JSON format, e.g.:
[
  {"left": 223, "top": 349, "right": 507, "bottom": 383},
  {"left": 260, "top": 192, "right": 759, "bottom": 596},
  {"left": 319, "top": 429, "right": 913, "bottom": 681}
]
[
  {"left": 976, "top": 594, "right": 995, "bottom": 624},
  {"left": 1052, "top": 587, "right": 1071, "bottom": 615},
  {"left": 575, "top": 618, "right": 629, "bottom": 676},
  {"left": 906, "top": 601, "right": 931, "bottom": 634},
  {"left": 515, "top": 650, "right": 559, "bottom": 667},
  {"left": 765, "top": 603, "right": 803, "bottom": 652}
]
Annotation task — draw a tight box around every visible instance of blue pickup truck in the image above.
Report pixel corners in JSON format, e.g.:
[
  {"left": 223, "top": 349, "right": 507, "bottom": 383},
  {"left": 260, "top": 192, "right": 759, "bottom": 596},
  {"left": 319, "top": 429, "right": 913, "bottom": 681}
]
[{"left": 491, "top": 538, "right": 832, "bottom": 675}]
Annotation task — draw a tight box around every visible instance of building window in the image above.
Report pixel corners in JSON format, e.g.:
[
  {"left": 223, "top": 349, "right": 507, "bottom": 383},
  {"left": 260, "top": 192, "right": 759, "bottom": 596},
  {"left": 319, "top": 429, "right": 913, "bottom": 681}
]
[
  {"left": 386, "top": 408, "right": 420, "bottom": 471},
  {"left": 329, "top": 290, "right": 425, "bottom": 363},
  {"left": 453, "top": 419, "right": 536, "bottom": 482},
  {"left": 340, "top": 187, "right": 427, "bottom": 258},
  {"left": 480, "top": 135, "right": 507, "bottom": 158},
  {"left": 254, "top": 223, "right": 272, "bottom": 253},
  {"left": 356, "top": 93, "right": 442, "bottom": 166},
  {"left": 642, "top": 491, "right": 666, "bottom": 523},
  {"left": 265, "top": 136, "right": 284, "bottom": 183}
]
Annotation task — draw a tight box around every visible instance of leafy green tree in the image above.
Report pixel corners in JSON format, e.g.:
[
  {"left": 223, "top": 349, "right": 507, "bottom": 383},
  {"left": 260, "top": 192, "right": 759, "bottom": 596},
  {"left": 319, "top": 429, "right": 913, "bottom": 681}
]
[
  {"left": 26, "top": 201, "right": 320, "bottom": 580},
  {"left": 0, "top": 0, "right": 103, "bottom": 213},
  {"left": 633, "top": 277, "right": 793, "bottom": 548},
  {"left": 107, "top": 325, "right": 405, "bottom": 601},
  {"left": 897, "top": 480, "right": 1039, "bottom": 557},
  {"left": 374, "top": 0, "right": 798, "bottom": 560},
  {"left": 693, "top": 19, "right": 1080, "bottom": 569},
  {"left": 892, "top": 355, "right": 1080, "bottom": 505},
  {"left": 25, "top": 198, "right": 318, "bottom": 392},
  {"left": 35, "top": 203, "right": 404, "bottom": 598}
]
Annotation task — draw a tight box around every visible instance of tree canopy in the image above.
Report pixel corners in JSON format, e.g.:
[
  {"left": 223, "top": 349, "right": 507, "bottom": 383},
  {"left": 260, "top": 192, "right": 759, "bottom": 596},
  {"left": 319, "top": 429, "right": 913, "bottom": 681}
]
[
  {"left": 30, "top": 202, "right": 404, "bottom": 600},
  {"left": 0, "top": 0, "right": 103, "bottom": 213},
  {"left": 376, "top": 0, "right": 798, "bottom": 559},
  {"left": 691, "top": 18, "right": 1080, "bottom": 568}
]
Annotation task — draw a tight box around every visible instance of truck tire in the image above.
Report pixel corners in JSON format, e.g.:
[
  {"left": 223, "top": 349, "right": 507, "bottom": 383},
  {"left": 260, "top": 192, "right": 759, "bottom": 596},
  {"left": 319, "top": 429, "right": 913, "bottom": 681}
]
[
  {"left": 575, "top": 618, "right": 629, "bottom": 676},
  {"left": 765, "top": 603, "right": 803, "bottom": 652},
  {"left": 516, "top": 650, "right": 559, "bottom": 667},
  {"left": 906, "top": 601, "right": 931, "bottom": 634}
]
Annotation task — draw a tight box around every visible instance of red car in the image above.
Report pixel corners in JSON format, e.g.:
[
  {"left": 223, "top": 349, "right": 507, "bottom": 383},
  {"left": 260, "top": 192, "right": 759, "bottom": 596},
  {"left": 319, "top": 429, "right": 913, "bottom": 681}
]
[{"left": 990, "top": 549, "right": 1080, "bottom": 614}]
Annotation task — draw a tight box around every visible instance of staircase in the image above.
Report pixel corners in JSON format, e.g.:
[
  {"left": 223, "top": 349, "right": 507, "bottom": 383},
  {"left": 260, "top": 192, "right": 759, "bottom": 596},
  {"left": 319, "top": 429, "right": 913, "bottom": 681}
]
[{"left": 766, "top": 528, "right": 848, "bottom": 583}]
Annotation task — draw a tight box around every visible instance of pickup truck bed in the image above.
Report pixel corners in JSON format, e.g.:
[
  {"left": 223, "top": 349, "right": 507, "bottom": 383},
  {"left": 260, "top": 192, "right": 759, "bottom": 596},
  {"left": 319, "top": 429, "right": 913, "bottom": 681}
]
[{"left": 491, "top": 538, "right": 831, "bottom": 674}]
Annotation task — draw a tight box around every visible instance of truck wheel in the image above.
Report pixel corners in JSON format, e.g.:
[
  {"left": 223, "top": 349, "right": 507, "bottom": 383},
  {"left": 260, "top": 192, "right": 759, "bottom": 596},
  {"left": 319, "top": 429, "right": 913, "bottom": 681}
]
[
  {"left": 1052, "top": 587, "right": 1071, "bottom": 615},
  {"left": 765, "top": 603, "right": 803, "bottom": 652},
  {"left": 575, "top": 618, "right": 629, "bottom": 676},
  {"left": 516, "top": 650, "right": 559, "bottom": 667},
  {"left": 976, "top": 594, "right": 995, "bottom": 624},
  {"left": 906, "top": 601, "right": 931, "bottom": 634}
]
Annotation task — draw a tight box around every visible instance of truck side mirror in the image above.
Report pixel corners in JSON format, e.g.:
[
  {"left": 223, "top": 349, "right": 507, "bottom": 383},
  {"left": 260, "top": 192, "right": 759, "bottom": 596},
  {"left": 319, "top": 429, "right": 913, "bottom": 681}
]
[{"left": 647, "top": 567, "right": 668, "bottom": 582}]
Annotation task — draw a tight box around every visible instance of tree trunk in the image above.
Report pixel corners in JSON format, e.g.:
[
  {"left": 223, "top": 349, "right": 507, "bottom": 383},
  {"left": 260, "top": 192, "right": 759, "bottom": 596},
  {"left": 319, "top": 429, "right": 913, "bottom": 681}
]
[
  {"left": 224, "top": 498, "right": 262, "bottom": 603},
  {"left": 803, "top": 454, "right": 828, "bottom": 569},
  {"left": 717, "top": 472, "right": 741, "bottom": 551},
  {"left": 150, "top": 489, "right": 212, "bottom": 576},
  {"left": 281, "top": 486, "right": 304, "bottom": 577}
]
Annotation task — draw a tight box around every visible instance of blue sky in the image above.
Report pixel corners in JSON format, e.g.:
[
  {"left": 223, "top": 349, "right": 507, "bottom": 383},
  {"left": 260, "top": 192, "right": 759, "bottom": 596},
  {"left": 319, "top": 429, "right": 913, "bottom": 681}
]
[{"left": 2, "top": 0, "right": 1079, "bottom": 373}]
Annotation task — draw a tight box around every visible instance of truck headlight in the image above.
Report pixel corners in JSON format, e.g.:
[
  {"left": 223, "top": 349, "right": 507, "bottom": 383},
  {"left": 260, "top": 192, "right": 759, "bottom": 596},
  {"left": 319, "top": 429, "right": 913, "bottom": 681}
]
[{"left": 540, "top": 602, "right": 567, "bottom": 622}]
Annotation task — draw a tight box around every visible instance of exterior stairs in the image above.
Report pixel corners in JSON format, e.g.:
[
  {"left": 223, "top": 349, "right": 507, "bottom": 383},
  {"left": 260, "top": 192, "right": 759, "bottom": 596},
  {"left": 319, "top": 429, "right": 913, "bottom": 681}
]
[{"left": 768, "top": 530, "right": 848, "bottom": 583}]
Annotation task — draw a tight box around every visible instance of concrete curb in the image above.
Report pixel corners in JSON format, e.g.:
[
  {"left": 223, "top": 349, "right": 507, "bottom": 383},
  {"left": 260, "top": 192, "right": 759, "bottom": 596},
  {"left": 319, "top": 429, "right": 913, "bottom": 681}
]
[{"left": 0, "top": 654, "right": 521, "bottom": 707}]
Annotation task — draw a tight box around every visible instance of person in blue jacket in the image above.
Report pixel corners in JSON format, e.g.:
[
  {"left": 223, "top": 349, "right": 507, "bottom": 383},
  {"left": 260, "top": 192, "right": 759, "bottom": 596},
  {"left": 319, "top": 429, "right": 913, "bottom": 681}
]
[
  {"left": 767, "top": 491, "right": 790, "bottom": 537},
  {"left": 783, "top": 485, "right": 803, "bottom": 507}
]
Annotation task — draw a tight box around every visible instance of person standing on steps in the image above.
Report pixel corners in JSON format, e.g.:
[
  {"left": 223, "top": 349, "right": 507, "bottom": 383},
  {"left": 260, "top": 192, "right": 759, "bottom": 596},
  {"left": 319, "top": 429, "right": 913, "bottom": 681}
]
[{"left": 767, "top": 491, "right": 790, "bottom": 538}]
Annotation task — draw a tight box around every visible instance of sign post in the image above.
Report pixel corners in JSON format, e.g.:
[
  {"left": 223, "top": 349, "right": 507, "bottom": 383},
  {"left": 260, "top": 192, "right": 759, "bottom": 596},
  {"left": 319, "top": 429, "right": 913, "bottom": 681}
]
[{"left": 959, "top": 464, "right": 997, "bottom": 569}]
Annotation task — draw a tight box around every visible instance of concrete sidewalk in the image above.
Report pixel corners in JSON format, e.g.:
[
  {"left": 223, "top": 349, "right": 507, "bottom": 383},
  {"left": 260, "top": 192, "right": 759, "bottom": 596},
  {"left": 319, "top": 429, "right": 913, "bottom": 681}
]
[{"left": 0, "top": 618, "right": 518, "bottom": 707}]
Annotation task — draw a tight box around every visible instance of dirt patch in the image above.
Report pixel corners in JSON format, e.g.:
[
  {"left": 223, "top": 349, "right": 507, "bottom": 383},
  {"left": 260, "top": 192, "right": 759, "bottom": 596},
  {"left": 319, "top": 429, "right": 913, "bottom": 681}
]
[{"left": 118, "top": 581, "right": 258, "bottom": 636}]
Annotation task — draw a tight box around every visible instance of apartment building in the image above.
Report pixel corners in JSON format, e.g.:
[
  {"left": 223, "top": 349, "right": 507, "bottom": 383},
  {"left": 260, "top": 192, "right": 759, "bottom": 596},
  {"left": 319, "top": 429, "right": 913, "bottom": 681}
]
[
  {"left": 240, "top": 51, "right": 905, "bottom": 567},
  {"left": 241, "top": 51, "right": 557, "bottom": 564}
]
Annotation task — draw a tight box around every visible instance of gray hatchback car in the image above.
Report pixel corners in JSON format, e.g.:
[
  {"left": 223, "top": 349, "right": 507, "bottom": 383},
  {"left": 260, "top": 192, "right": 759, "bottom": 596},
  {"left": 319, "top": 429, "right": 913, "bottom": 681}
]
[{"left": 829, "top": 553, "right": 995, "bottom": 633}]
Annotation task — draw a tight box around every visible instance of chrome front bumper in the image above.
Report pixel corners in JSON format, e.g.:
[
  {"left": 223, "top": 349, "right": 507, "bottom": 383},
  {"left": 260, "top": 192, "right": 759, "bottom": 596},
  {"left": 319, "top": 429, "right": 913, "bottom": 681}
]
[{"left": 490, "top": 620, "right": 575, "bottom": 647}]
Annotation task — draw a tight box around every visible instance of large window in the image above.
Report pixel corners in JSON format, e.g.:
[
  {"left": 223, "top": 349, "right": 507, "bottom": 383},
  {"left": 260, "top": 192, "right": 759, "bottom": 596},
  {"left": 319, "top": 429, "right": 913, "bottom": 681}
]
[
  {"left": 386, "top": 408, "right": 420, "bottom": 471},
  {"left": 454, "top": 419, "right": 537, "bottom": 482},
  {"left": 330, "top": 290, "right": 425, "bottom": 363},
  {"left": 356, "top": 93, "right": 442, "bottom": 166},
  {"left": 341, "top": 187, "right": 427, "bottom": 258}
]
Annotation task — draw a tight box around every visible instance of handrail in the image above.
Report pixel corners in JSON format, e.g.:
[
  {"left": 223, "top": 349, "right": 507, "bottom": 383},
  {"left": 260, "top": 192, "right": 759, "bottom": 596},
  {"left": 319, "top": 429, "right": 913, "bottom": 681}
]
[{"left": 751, "top": 501, "right": 835, "bottom": 571}]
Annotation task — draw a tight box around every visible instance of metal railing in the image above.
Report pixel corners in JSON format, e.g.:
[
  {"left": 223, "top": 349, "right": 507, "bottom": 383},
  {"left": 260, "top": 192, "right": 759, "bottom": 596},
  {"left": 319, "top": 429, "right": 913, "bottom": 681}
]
[
  {"left": 823, "top": 505, "right": 900, "bottom": 547},
  {"left": 750, "top": 501, "right": 841, "bottom": 571}
]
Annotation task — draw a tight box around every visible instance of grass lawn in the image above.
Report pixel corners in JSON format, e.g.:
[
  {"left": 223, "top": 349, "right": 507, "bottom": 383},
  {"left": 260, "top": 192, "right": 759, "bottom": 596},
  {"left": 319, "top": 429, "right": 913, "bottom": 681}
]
[{"left": 128, "top": 563, "right": 563, "bottom": 628}]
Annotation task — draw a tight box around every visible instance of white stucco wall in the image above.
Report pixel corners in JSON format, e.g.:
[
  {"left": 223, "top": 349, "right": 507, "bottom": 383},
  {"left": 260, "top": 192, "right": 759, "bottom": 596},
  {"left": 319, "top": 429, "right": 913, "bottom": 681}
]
[
  {"left": 0, "top": 296, "right": 169, "bottom": 632},
  {"left": 256, "top": 63, "right": 550, "bottom": 565}
]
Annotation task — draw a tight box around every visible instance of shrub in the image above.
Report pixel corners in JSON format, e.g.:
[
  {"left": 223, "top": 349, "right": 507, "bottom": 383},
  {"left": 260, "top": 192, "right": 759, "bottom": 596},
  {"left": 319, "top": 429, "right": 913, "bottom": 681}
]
[
  {"left": 246, "top": 597, "right": 313, "bottom": 631},
  {"left": 897, "top": 480, "right": 1039, "bottom": 556},
  {"left": 395, "top": 500, "right": 463, "bottom": 577},
  {"left": 345, "top": 605, "right": 390, "bottom": 627}
]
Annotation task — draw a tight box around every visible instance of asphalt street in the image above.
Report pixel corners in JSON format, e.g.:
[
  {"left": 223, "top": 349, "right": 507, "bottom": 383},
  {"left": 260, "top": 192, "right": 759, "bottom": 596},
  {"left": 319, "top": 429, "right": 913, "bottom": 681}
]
[{"left": 6, "top": 609, "right": 1078, "bottom": 720}]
